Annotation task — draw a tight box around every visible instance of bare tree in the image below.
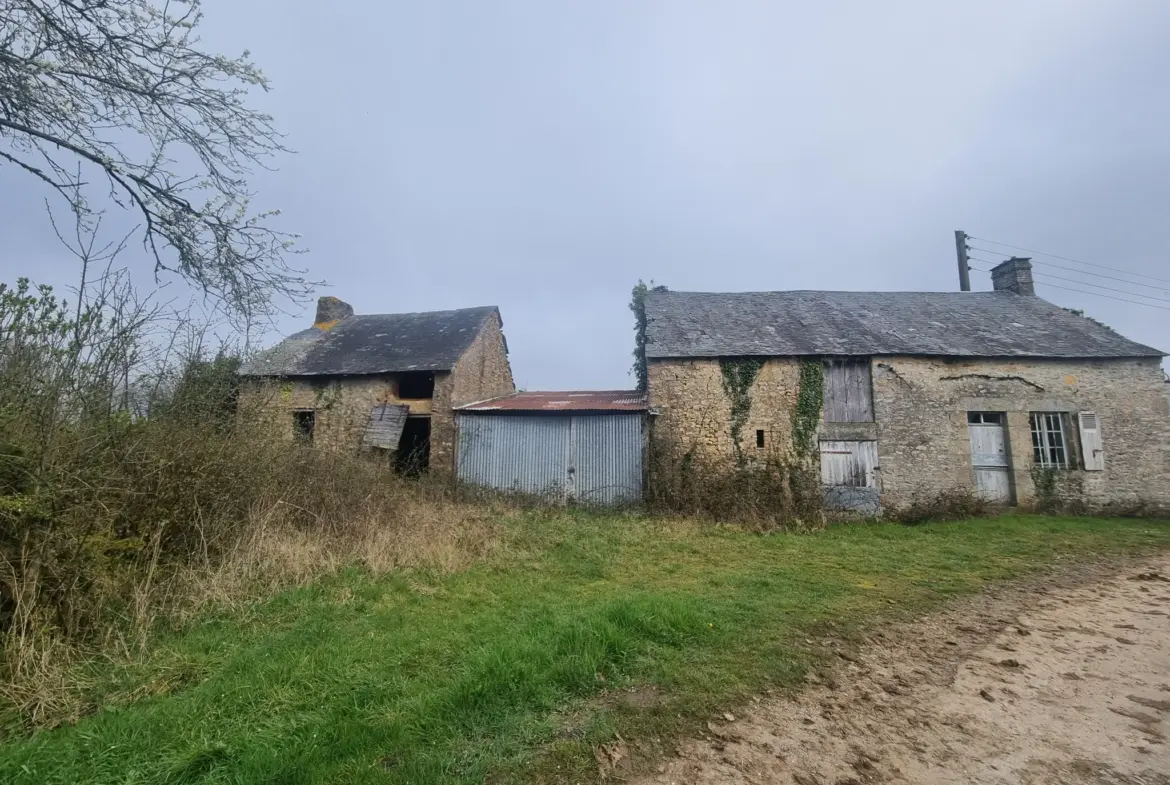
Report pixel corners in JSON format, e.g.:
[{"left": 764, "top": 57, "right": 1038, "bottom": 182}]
[{"left": 0, "top": 0, "right": 312, "bottom": 315}]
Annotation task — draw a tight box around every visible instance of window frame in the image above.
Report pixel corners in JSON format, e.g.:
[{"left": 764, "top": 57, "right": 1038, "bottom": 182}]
[{"left": 1029, "top": 411, "right": 1073, "bottom": 469}]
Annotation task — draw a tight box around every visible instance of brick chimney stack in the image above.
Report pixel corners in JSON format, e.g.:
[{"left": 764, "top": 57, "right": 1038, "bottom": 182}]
[
  {"left": 314, "top": 296, "right": 354, "bottom": 326},
  {"left": 991, "top": 257, "right": 1035, "bottom": 296}
]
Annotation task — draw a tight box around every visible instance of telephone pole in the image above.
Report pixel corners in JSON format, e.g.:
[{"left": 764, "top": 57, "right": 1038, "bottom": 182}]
[{"left": 954, "top": 230, "right": 971, "bottom": 291}]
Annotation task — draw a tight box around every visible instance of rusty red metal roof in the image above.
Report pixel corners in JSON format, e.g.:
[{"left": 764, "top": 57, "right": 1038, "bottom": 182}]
[{"left": 456, "top": 390, "right": 647, "bottom": 413}]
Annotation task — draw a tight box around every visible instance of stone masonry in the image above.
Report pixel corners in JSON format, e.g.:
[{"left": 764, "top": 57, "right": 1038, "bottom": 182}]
[
  {"left": 238, "top": 311, "right": 513, "bottom": 472},
  {"left": 648, "top": 355, "right": 1170, "bottom": 510}
]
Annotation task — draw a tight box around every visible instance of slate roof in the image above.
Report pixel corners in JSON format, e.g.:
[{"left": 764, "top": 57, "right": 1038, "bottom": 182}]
[
  {"left": 240, "top": 306, "right": 500, "bottom": 376},
  {"left": 644, "top": 290, "right": 1164, "bottom": 360}
]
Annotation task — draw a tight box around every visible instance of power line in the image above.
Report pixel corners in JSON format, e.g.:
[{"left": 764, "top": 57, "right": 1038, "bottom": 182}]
[
  {"left": 968, "top": 246, "right": 1170, "bottom": 291},
  {"left": 967, "top": 254, "right": 1170, "bottom": 302},
  {"left": 1032, "top": 272, "right": 1170, "bottom": 304},
  {"left": 967, "top": 235, "right": 1170, "bottom": 286},
  {"left": 966, "top": 263, "right": 1170, "bottom": 310},
  {"left": 1031, "top": 281, "right": 1170, "bottom": 312}
]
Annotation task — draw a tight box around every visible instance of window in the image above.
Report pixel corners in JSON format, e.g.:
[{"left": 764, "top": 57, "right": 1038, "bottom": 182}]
[
  {"left": 397, "top": 372, "right": 435, "bottom": 399},
  {"left": 823, "top": 359, "right": 874, "bottom": 422},
  {"left": 756, "top": 429, "right": 766, "bottom": 448},
  {"left": 1030, "top": 412, "right": 1070, "bottom": 469},
  {"left": 293, "top": 409, "right": 315, "bottom": 442},
  {"left": 967, "top": 411, "right": 1004, "bottom": 425}
]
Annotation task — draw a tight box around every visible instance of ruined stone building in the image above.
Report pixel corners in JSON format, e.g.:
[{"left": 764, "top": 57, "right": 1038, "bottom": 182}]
[
  {"left": 644, "top": 258, "right": 1170, "bottom": 511},
  {"left": 238, "top": 297, "right": 514, "bottom": 472}
]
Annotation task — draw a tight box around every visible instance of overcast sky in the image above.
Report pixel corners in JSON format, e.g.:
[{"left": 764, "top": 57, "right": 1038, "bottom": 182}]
[{"left": 4, "top": 1, "right": 1169, "bottom": 389}]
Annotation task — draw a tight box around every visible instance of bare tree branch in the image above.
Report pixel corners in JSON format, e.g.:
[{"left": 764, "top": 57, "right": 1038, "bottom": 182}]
[{"left": 0, "top": 0, "right": 313, "bottom": 315}]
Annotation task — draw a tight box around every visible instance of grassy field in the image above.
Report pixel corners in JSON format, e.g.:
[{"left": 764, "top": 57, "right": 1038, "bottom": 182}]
[{"left": 2, "top": 513, "right": 1168, "bottom": 784}]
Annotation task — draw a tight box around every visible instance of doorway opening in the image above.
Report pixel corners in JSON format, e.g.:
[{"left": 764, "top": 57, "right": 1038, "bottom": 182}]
[{"left": 396, "top": 416, "right": 431, "bottom": 475}]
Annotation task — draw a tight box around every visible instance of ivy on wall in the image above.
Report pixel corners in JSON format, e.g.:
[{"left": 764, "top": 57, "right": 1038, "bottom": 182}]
[
  {"left": 792, "top": 358, "right": 823, "bottom": 458},
  {"left": 720, "top": 357, "right": 765, "bottom": 466},
  {"left": 629, "top": 279, "right": 668, "bottom": 392},
  {"left": 314, "top": 379, "right": 342, "bottom": 410}
]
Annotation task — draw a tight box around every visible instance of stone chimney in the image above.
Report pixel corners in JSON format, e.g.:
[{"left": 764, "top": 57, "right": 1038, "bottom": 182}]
[
  {"left": 314, "top": 296, "right": 354, "bottom": 326},
  {"left": 991, "top": 257, "right": 1035, "bottom": 296}
]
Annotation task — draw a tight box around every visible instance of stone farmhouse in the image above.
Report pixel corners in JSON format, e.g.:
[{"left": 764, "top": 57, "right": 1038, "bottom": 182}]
[
  {"left": 238, "top": 296, "right": 513, "bottom": 472},
  {"left": 644, "top": 258, "right": 1170, "bottom": 512}
]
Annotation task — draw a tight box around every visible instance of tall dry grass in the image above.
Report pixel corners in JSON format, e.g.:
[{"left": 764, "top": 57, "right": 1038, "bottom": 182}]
[{"left": 0, "top": 410, "right": 501, "bottom": 733}]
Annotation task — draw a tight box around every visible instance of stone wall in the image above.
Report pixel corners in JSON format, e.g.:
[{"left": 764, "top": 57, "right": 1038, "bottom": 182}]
[
  {"left": 432, "top": 311, "right": 515, "bottom": 471},
  {"left": 647, "top": 355, "right": 1170, "bottom": 510},
  {"left": 872, "top": 355, "right": 1170, "bottom": 509},
  {"left": 238, "top": 373, "right": 445, "bottom": 459},
  {"left": 647, "top": 358, "right": 801, "bottom": 463},
  {"left": 238, "top": 311, "right": 514, "bottom": 473}
]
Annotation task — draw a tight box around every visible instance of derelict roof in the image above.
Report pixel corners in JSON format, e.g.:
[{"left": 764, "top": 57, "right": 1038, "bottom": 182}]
[
  {"left": 457, "top": 390, "right": 647, "bottom": 413},
  {"left": 644, "top": 290, "right": 1164, "bottom": 360},
  {"left": 240, "top": 306, "right": 500, "bottom": 376}
]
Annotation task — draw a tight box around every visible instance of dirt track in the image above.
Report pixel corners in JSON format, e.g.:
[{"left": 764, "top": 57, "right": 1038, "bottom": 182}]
[{"left": 636, "top": 554, "right": 1170, "bottom": 785}]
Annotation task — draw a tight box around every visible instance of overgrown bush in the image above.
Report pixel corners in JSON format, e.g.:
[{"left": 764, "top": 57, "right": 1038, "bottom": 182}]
[
  {"left": 0, "top": 276, "right": 498, "bottom": 732},
  {"left": 885, "top": 488, "right": 991, "bottom": 525},
  {"left": 645, "top": 439, "right": 824, "bottom": 532}
]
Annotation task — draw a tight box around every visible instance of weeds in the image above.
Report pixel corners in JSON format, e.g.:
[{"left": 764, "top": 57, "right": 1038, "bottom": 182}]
[
  {"left": 886, "top": 488, "right": 991, "bottom": 525},
  {"left": 645, "top": 440, "right": 823, "bottom": 531}
]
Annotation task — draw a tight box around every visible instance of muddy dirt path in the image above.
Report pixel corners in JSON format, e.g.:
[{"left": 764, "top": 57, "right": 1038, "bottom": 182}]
[{"left": 636, "top": 554, "right": 1170, "bottom": 785}]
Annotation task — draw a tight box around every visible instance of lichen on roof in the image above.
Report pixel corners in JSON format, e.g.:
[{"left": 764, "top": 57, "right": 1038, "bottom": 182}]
[
  {"left": 240, "top": 306, "right": 500, "bottom": 377},
  {"left": 644, "top": 290, "right": 1164, "bottom": 359}
]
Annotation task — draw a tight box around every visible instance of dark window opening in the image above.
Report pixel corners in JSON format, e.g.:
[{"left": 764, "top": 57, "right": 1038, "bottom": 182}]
[
  {"left": 293, "top": 410, "right": 315, "bottom": 442},
  {"left": 756, "top": 429, "right": 766, "bottom": 448},
  {"left": 397, "top": 372, "right": 435, "bottom": 399},
  {"left": 967, "top": 411, "right": 1004, "bottom": 425},
  {"left": 395, "top": 417, "right": 431, "bottom": 475}
]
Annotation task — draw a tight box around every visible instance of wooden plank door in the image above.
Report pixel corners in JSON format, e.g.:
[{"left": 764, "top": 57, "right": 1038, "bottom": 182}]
[{"left": 967, "top": 414, "right": 1012, "bottom": 503}]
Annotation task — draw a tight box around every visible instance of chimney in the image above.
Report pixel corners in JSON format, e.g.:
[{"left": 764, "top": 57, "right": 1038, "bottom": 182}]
[
  {"left": 314, "top": 296, "right": 354, "bottom": 326},
  {"left": 991, "top": 256, "right": 1035, "bottom": 296}
]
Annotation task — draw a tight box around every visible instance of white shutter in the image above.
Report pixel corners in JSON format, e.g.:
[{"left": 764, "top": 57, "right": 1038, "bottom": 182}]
[{"left": 1078, "top": 411, "right": 1104, "bottom": 471}]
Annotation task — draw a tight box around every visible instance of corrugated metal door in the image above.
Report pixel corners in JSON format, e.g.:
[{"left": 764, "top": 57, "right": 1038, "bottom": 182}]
[
  {"left": 456, "top": 413, "right": 644, "bottom": 505},
  {"left": 457, "top": 415, "right": 571, "bottom": 497},
  {"left": 571, "top": 415, "right": 643, "bottom": 505},
  {"left": 968, "top": 415, "right": 1013, "bottom": 502}
]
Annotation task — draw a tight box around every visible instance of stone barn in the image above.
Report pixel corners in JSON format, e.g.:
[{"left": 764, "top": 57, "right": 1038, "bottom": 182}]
[
  {"left": 644, "top": 258, "right": 1170, "bottom": 512},
  {"left": 238, "top": 296, "right": 514, "bottom": 472}
]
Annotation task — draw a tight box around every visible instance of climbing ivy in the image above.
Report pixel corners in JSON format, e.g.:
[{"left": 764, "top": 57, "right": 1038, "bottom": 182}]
[
  {"left": 792, "top": 358, "right": 823, "bottom": 457},
  {"left": 629, "top": 279, "right": 668, "bottom": 392},
  {"left": 720, "top": 357, "right": 765, "bottom": 466},
  {"left": 314, "top": 379, "right": 343, "bottom": 410}
]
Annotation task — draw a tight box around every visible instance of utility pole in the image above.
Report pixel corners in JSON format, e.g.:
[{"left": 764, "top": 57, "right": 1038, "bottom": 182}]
[{"left": 954, "top": 230, "right": 971, "bottom": 291}]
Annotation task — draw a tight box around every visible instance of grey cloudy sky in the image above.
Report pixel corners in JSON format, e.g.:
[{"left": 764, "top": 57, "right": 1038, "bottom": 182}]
[{"left": 4, "top": 1, "right": 1169, "bottom": 388}]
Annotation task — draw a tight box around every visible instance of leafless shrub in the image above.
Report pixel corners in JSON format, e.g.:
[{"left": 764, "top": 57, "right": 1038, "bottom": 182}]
[
  {"left": 0, "top": 211, "right": 499, "bottom": 732},
  {"left": 645, "top": 436, "right": 824, "bottom": 532},
  {"left": 885, "top": 488, "right": 992, "bottom": 525}
]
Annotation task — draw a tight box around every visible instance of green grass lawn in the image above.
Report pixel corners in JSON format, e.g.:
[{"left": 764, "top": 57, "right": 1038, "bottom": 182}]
[{"left": 3, "top": 514, "right": 1169, "bottom": 784}]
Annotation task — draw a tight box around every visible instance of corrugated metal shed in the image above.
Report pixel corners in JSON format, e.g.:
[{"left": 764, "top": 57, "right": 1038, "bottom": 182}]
[
  {"left": 457, "top": 390, "right": 647, "bottom": 413},
  {"left": 362, "top": 404, "right": 409, "bottom": 449},
  {"left": 456, "top": 408, "right": 644, "bottom": 506}
]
